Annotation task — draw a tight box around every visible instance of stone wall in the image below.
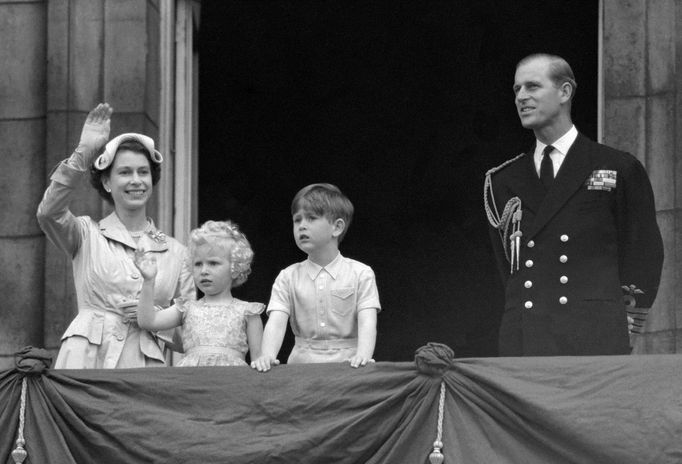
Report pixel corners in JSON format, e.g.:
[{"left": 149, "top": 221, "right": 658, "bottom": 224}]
[
  {"left": 603, "top": 0, "right": 682, "bottom": 353},
  {"left": 0, "top": 0, "right": 47, "bottom": 369}
]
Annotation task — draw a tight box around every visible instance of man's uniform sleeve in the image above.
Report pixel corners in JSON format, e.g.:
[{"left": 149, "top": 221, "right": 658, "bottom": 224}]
[{"left": 616, "top": 158, "right": 664, "bottom": 308}]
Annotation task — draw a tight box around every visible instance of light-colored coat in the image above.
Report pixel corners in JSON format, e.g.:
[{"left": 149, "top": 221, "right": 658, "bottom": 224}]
[{"left": 37, "top": 161, "right": 194, "bottom": 368}]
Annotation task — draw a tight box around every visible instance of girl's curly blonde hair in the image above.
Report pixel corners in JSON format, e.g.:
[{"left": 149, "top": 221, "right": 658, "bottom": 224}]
[{"left": 189, "top": 220, "right": 254, "bottom": 287}]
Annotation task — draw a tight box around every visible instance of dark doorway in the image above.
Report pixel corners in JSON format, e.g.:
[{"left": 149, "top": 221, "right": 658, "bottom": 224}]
[{"left": 198, "top": 1, "right": 599, "bottom": 361}]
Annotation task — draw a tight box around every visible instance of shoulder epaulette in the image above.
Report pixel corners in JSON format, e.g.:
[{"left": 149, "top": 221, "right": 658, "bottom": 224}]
[
  {"left": 485, "top": 152, "right": 526, "bottom": 178},
  {"left": 483, "top": 153, "right": 526, "bottom": 225},
  {"left": 484, "top": 153, "right": 526, "bottom": 224},
  {"left": 484, "top": 153, "right": 526, "bottom": 273}
]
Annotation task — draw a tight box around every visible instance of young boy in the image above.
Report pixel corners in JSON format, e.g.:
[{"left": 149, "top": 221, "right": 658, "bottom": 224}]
[{"left": 251, "top": 183, "right": 381, "bottom": 371}]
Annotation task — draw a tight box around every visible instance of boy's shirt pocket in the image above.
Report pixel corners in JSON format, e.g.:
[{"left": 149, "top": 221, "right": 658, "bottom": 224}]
[{"left": 330, "top": 287, "right": 355, "bottom": 316}]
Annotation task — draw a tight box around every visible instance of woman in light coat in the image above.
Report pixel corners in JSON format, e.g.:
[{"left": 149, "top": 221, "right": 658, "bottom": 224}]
[{"left": 37, "top": 103, "right": 194, "bottom": 368}]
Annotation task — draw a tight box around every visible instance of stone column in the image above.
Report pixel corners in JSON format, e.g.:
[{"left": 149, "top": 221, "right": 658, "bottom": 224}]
[
  {"left": 603, "top": 0, "right": 682, "bottom": 353},
  {"left": 0, "top": 1, "right": 47, "bottom": 370},
  {"left": 43, "top": 0, "right": 162, "bottom": 360}
]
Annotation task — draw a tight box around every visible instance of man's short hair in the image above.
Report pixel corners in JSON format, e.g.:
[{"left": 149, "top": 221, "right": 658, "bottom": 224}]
[
  {"left": 291, "top": 183, "right": 354, "bottom": 242},
  {"left": 518, "top": 53, "right": 578, "bottom": 99}
]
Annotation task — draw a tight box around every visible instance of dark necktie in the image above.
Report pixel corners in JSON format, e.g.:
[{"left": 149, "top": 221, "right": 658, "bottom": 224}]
[{"left": 540, "top": 145, "right": 555, "bottom": 190}]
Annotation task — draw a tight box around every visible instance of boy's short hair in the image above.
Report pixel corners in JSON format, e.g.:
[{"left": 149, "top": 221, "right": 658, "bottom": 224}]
[
  {"left": 189, "top": 220, "right": 254, "bottom": 287},
  {"left": 291, "top": 183, "right": 354, "bottom": 242}
]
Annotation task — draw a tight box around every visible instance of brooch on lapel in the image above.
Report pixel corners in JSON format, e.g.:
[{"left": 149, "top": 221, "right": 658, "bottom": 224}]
[
  {"left": 147, "top": 229, "right": 167, "bottom": 244},
  {"left": 585, "top": 169, "right": 617, "bottom": 191}
]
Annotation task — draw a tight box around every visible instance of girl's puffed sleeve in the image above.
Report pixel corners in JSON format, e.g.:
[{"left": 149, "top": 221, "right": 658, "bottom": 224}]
[{"left": 245, "top": 302, "right": 265, "bottom": 317}]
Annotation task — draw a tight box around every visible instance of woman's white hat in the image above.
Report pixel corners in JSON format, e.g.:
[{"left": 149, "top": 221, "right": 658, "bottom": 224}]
[{"left": 93, "top": 133, "right": 164, "bottom": 170}]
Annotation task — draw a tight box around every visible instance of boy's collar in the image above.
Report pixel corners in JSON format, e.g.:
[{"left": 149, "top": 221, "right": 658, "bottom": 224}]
[{"left": 305, "top": 252, "right": 342, "bottom": 280}]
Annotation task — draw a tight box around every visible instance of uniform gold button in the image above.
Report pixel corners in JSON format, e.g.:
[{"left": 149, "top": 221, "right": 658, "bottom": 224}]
[
  {"left": 559, "top": 296, "right": 568, "bottom": 304},
  {"left": 560, "top": 234, "right": 569, "bottom": 242},
  {"left": 559, "top": 255, "right": 568, "bottom": 263},
  {"left": 525, "top": 260, "right": 534, "bottom": 268},
  {"left": 320, "top": 322, "right": 326, "bottom": 327},
  {"left": 524, "top": 301, "right": 533, "bottom": 309},
  {"left": 527, "top": 240, "right": 535, "bottom": 248},
  {"left": 560, "top": 276, "right": 568, "bottom": 284},
  {"left": 116, "top": 334, "right": 124, "bottom": 341},
  {"left": 131, "top": 273, "right": 140, "bottom": 279},
  {"left": 524, "top": 280, "right": 533, "bottom": 288}
]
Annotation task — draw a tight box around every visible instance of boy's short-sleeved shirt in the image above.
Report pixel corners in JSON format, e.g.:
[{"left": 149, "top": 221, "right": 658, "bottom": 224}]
[{"left": 267, "top": 253, "right": 381, "bottom": 340}]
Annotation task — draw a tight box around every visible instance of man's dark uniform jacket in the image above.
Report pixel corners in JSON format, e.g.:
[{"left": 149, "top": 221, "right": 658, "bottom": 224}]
[{"left": 485, "top": 134, "right": 664, "bottom": 356}]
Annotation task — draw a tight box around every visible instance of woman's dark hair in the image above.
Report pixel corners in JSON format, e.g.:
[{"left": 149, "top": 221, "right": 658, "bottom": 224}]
[{"left": 89, "top": 140, "right": 162, "bottom": 204}]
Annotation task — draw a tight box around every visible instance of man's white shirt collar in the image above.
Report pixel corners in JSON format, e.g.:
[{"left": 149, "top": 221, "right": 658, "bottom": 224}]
[{"left": 533, "top": 125, "right": 578, "bottom": 176}]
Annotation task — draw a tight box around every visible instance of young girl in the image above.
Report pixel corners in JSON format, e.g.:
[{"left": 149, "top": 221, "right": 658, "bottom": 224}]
[{"left": 134, "top": 220, "right": 264, "bottom": 366}]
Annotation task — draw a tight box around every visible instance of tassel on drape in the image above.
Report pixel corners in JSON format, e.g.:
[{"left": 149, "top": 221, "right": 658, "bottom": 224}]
[
  {"left": 414, "top": 343, "right": 455, "bottom": 464},
  {"left": 10, "top": 346, "right": 53, "bottom": 464},
  {"left": 428, "top": 381, "right": 446, "bottom": 464},
  {"left": 11, "top": 377, "right": 28, "bottom": 464}
]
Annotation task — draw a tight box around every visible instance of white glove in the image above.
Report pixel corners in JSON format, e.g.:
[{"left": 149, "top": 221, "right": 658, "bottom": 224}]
[{"left": 68, "top": 103, "right": 113, "bottom": 170}]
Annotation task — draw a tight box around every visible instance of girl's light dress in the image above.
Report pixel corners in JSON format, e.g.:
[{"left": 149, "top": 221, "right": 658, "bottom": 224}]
[{"left": 175, "top": 298, "right": 264, "bottom": 366}]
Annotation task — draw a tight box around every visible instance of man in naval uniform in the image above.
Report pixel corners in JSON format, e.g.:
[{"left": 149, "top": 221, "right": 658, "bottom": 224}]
[{"left": 484, "top": 53, "right": 663, "bottom": 356}]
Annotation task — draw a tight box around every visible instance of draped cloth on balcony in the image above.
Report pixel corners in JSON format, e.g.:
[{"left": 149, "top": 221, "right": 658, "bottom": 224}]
[{"left": 2, "top": 345, "right": 682, "bottom": 464}]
